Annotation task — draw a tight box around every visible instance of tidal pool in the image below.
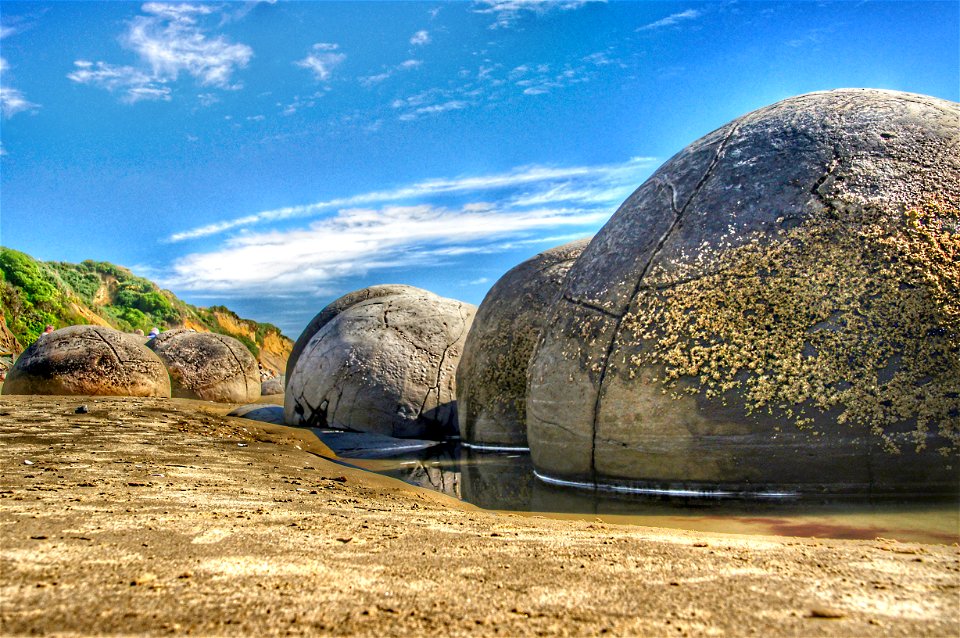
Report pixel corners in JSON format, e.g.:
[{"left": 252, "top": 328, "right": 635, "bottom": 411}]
[{"left": 308, "top": 429, "right": 959, "bottom": 545}]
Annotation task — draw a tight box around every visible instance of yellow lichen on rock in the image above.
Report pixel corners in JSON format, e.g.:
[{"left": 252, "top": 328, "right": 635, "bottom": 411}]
[{"left": 622, "top": 197, "right": 960, "bottom": 454}]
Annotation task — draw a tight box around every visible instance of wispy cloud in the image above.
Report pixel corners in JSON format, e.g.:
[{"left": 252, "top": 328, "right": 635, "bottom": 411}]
[
  {"left": 637, "top": 8, "right": 701, "bottom": 31},
  {"left": 295, "top": 43, "right": 346, "bottom": 82},
  {"left": 0, "top": 30, "right": 40, "bottom": 118},
  {"left": 473, "top": 0, "right": 600, "bottom": 29},
  {"left": 359, "top": 58, "right": 422, "bottom": 87},
  {"left": 409, "top": 30, "right": 431, "bottom": 45},
  {"left": 164, "top": 203, "right": 610, "bottom": 293},
  {"left": 167, "top": 156, "right": 656, "bottom": 242},
  {"left": 68, "top": 60, "right": 171, "bottom": 103},
  {"left": 398, "top": 99, "right": 468, "bottom": 121},
  {"left": 67, "top": 3, "right": 252, "bottom": 102},
  {"left": 0, "top": 83, "right": 39, "bottom": 117}
]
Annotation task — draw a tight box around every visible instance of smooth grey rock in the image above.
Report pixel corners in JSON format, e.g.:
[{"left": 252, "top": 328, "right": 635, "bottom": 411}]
[
  {"left": 457, "top": 239, "right": 590, "bottom": 448},
  {"left": 527, "top": 89, "right": 960, "bottom": 496},
  {"left": 286, "top": 285, "right": 413, "bottom": 382},
  {"left": 285, "top": 285, "right": 476, "bottom": 439},
  {"left": 227, "top": 403, "right": 285, "bottom": 425},
  {"left": 261, "top": 377, "right": 284, "bottom": 396},
  {"left": 1, "top": 326, "right": 171, "bottom": 397},
  {"left": 148, "top": 329, "right": 261, "bottom": 403}
]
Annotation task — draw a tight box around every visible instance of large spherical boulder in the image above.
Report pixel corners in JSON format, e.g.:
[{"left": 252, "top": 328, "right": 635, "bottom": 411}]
[
  {"left": 1, "top": 325, "right": 171, "bottom": 397},
  {"left": 527, "top": 89, "right": 960, "bottom": 496},
  {"left": 457, "top": 239, "right": 590, "bottom": 449},
  {"left": 147, "top": 330, "right": 261, "bottom": 403},
  {"left": 285, "top": 285, "right": 476, "bottom": 438}
]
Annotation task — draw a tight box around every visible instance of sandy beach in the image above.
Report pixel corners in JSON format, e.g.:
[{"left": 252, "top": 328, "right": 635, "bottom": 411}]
[{"left": 1, "top": 395, "right": 958, "bottom": 637}]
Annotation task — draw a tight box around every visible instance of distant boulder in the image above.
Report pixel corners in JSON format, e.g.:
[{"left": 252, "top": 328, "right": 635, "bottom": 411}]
[
  {"left": 457, "top": 239, "right": 590, "bottom": 449},
  {"left": 1, "top": 325, "right": 170, "bottom": 397},
  {"left": 261, "top": 377, "right": 284, "bottom": 396},
  {"left": 285, "top": 285, "right": 475, "bottom": 439},
  {"left": 148, "top": 329, "right": 260, "bottom": 403}
]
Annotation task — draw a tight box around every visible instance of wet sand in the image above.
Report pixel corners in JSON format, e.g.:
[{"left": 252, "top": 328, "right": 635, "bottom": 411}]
[{"left": 1, "top": 395, "right": 958, "bottom": 637}]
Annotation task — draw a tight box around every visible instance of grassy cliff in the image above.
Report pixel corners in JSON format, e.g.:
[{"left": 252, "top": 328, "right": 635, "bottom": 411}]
[{"left": 0, "top": 247, "right": 292, "bottom": 376}]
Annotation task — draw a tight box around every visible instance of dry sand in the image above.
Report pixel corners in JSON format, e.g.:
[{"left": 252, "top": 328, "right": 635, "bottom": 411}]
[{"left": 1, "top": 395, "right": 958, "bottom": 637}]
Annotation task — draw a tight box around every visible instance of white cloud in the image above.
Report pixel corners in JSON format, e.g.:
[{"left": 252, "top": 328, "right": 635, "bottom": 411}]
[
  {"left": 295, "top": 43, "right": 346, "bottom": 82},
  {"left": 167, "top": 156, "right": 657, "bottom": 242},
  {"left": 398, "top": 100, "right": 468, "bottom": 121},
  {"left": 0, "top": 57, "right": 40, "bottom": 118},
  {"left": 67, "top": 3, "right": 252, "bottom": 102},
  {"left": 637, "top": 9, "right": 701, "bottom": 31},
  {"left": 164, "top": 203, "right": 610, "bottom": 293},
  {"left": 0, "top": 57, "right": 40, "bottom": 117},
  {"left": 0, "top": 85, "right": 38, "bottom": 117},
  {"left": 473, "top": 0, "right": 599, "bottom": 29},
  {"left": 126, "top": 4, "right": 252, "bottom": 87},
  {"left": 410, "top": 30, "right": 431, "bottom": 45},
  {"left": 68, "top": 60, "right": 171, "bottom": 103},
  {"left": 359, "top": 59, "right": 421, "bottom": 87}
]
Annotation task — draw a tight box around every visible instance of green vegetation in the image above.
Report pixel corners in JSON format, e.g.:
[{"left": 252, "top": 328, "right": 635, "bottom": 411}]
[{"left": 0, "top": 247, "right": 290, "bottom": 366}]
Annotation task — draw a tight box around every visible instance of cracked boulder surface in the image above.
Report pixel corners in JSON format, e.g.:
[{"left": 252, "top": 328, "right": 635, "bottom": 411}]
[
  {"left": 285, "top": 285, "right": 476, "bottom": 439},
  {"left": 527, "top": 89, "right": 960, "bottom": 495},
  {"left": 457, "top": 239, "right": 590, "bottom": 448},
  {"left": 148, "top": 330, "right": 261, "bottom": 404},
  {"left": 1, "top": 325, "right": 170, "bottom": 398}
]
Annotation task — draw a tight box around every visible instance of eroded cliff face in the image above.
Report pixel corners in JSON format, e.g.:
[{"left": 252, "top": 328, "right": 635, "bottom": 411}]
[{"left": 0, "top": 316, "right": 21, "bottom": 357}]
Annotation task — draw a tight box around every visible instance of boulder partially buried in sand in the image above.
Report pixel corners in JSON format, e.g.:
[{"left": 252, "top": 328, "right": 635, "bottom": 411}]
[
  {"left": 1, "top": 325, "right": 171, "bottom": 397},
  {"left": 285, "top": 285, "right": 475, "bottom": 438},
  {"left": 148, "top": 330, "right": 261, "bottom": 403},
  {"left": 457, "top": 239, "right": 590, "bottom": 449},
  {"left": 527, "top": 89, "right": 960, "bottom": 496}
]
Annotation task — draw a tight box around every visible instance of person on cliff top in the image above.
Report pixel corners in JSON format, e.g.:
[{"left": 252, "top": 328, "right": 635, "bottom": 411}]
[{"left": 148, "top": 327, "right": 160, "bottom": 339}]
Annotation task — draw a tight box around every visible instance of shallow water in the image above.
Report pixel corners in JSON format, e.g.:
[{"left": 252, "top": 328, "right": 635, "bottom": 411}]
[{"left": 316, "top": 433, "right": 959, "bottom": 545}]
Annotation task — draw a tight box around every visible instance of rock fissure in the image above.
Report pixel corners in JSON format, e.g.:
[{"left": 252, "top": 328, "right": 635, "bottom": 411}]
[
  {"left": 218, "top": 335, "right": 251, "bottom": 398},
  {"left": 560, "top": 294, "right": 621, "bottom": 320},
  {"left": 91, "top": 330, "right": 128, "bottom": 367},
  {"left": 587, "top": 121, "right": 744, "bottom": 479},
  {"left": 416, "top": 303, "right": 468, "bottom": 421}
]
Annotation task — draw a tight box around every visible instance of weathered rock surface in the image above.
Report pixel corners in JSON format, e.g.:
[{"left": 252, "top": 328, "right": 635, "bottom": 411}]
[
  {"left": 1, "top": 325, "right": 170, "bottom": 397},
  {"left": 261, "top": 377, "right": 284, "bottom": 396},
  {"left": 148, "top": 330, "right": 260, "bottom": 403},
  {"left": 285, "top": 285, "right": 476, "bottom": 438},
  {"left": 527, "top": 89, "right": 960, "bottom": 495},
  {"left": 457, "top": 239, "right": 590, "bottom": 448}
]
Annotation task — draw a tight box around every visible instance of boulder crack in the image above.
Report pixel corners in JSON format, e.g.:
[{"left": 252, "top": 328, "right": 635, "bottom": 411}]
[
  {"left": 417, "top": 303, "right": 468, "bottom": 422},
  {"left": 588, "top": 121, "right": 744, "bottom": 479},
  {"left": 560, "top": 294, "right": 620, "bottom": 319}
]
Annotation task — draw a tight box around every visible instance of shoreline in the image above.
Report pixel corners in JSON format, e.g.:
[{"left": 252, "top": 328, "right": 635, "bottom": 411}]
[{"left": 1, "top": 396, "right": 958, "bottom": 636}]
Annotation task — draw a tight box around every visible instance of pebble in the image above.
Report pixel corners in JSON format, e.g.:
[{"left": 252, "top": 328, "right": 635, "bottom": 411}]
[
  {"left": 75, "top": 405, "right": 89, "bottom": 414},
  {"left": 809, "top": 607, "right": 846, "bottom": 619}
]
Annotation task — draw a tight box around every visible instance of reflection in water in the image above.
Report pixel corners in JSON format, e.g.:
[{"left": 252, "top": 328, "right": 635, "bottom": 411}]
[{"left": 306, "top": 429, "right": 959, "bottom": 545}]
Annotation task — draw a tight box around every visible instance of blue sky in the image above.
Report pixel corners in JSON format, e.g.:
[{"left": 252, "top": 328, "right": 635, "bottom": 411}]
[{"left": 1, "top": 1, "right": 957, "bottom": 337}]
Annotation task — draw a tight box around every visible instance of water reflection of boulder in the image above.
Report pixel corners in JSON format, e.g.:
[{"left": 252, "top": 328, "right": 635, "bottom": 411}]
[
  {"left": 312, "top": 429, "right": 442, "bottom": 459},
  {"left": 459, "top": 448, "right": 534, "bottom": 512},
  {"left": 400, "top": 446, "right": 462, "bottom": 500}
]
